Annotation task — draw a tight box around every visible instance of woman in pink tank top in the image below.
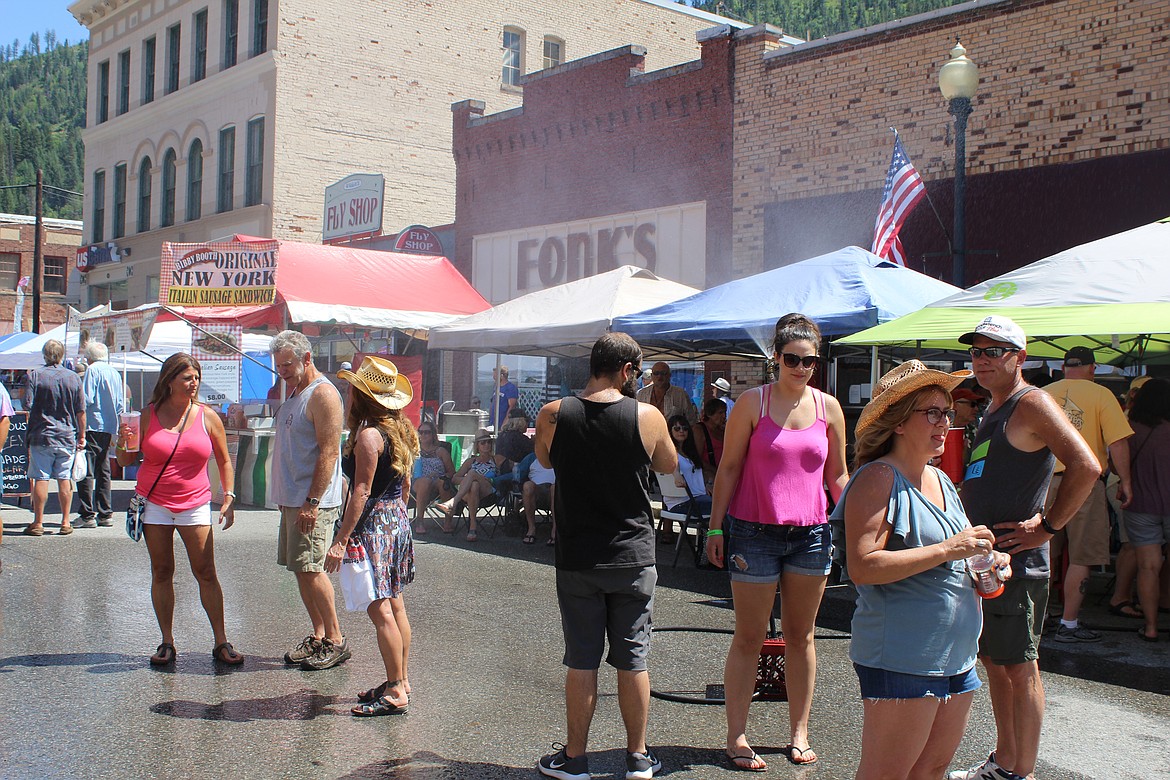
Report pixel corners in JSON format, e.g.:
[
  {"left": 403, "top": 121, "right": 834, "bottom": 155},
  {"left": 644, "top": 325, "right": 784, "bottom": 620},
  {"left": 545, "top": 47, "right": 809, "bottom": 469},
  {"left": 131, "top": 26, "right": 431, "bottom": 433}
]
[
  {"left": 706, "top": 314, "right": 849, "bottom": 771},
  {"left": 115, "top": 352, "right": 243, "bottom": 668}
]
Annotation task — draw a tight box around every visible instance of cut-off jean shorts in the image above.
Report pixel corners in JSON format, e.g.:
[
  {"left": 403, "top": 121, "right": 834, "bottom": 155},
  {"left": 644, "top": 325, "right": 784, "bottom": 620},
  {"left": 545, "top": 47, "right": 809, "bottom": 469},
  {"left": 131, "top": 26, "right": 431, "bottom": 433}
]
[
  {"left": 725, "top": 516, "right": 832, "bottom": 583},
  {"left": 854, "top": 663, "right": 981, "bottom": 701}
]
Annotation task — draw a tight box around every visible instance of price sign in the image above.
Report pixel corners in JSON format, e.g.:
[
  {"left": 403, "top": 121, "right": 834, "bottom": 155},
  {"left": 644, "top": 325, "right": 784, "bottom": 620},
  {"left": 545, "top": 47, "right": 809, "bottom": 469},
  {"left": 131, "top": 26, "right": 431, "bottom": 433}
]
[{"left": 2, "top": 412, "right": 30, "bottom": 498}]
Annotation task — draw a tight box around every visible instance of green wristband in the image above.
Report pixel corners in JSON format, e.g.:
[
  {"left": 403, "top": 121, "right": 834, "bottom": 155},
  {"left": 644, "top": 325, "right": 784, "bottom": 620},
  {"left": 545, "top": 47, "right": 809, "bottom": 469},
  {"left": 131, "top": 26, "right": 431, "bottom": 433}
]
[{"left": 706, "top": 529, "right": 724, "bottom": 537}]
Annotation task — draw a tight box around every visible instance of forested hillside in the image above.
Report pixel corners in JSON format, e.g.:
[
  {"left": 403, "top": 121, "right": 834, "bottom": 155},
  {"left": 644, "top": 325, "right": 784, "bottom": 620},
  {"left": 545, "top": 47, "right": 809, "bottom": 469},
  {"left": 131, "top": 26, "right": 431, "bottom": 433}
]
[
  {"left": 690, "top": 0, "right": 969, "bottom": 41},
  {"left": 0, "top": 34, "right": 87, "bottom": 220}
]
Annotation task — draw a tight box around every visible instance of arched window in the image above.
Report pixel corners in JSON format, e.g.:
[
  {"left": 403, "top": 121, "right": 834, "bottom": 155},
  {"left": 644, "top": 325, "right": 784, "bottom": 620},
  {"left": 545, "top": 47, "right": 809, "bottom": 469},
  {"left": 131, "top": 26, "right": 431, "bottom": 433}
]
[
  {"left": 502, "top": 26, "right": 524, "bottom": 87},
  {"left": 161, "top": 148, "right": 177, "bottom": 227},
  {"left": 187, "top": 139, "right": 203, "bottom": 221},
  {"left": 543, "top": 36, "right": 564, "bottom": 69},
  {"left": 137, "top": 156, "right": 152, "bottom": 233}
]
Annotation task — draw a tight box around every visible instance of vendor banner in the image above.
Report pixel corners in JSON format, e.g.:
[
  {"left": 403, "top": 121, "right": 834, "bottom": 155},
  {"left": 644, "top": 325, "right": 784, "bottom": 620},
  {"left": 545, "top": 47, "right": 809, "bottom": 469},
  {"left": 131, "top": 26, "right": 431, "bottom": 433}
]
[
  {"left": 160, "top": 239, "right": 278, "bottom": 307},
  {"left": 192, "top": 324, "right": 243, "bottom": 405},
  {"left": 80, "top": 307, "right": 160, "bottom": 354}
]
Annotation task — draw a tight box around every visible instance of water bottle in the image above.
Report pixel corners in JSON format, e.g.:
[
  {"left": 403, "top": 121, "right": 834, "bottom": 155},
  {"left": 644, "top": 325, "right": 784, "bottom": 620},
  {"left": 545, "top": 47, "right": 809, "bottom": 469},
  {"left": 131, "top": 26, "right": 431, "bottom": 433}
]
[{"left": 968, "top": 552, "right": 1004, "bottom": 599}]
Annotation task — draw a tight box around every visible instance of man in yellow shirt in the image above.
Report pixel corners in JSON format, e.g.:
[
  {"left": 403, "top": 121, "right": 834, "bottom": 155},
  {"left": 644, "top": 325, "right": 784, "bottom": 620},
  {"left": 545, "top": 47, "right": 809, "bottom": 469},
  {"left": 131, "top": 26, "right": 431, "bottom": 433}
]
[{"left": 1043, "top": 346, "right": 1134, "bottom": 642}]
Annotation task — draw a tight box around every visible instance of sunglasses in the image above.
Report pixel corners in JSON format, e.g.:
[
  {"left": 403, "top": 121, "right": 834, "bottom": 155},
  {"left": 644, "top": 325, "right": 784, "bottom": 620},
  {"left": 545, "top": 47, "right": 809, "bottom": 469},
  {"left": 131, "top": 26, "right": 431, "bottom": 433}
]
[
  {"left": 651, "top": 370, "right": 669, "bottom": 377},
  {"left": 1063, "top": 360, "right": 1088, "bottom": 368},
  {"left": 671, "top": 424, "right": 689, "bottom": 431},
  {"left": 477, "top": 439, "right": 493, "bottom": 445},
  {"left": 780, "top": 353, "right": 819, "bottom": 369},
  {"left": 914, "top": 407, "right": 957, "bottom": 426},
  {"left": 968, "top": 346, "right": 1020, "bottom": 359}
]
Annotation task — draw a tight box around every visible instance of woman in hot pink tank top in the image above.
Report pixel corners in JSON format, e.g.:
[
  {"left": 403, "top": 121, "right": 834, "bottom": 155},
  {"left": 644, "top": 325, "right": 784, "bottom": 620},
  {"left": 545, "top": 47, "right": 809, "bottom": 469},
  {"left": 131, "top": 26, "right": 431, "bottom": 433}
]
[
  {"left": 115, "top": 352, "right": 243, "bottom": 668},
  {"left": 706, "top": 314, "right": 849, "bottom": 771}
]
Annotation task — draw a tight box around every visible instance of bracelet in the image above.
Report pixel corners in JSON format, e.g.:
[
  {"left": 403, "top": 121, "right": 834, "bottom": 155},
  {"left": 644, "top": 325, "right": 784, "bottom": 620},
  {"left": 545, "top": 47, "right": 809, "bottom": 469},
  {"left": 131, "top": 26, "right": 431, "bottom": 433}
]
[
  {"left": 1039, "top": 515, "right": 1059, "bottom": 535},
  {"left": 224, "top": 491, "right": 236, "bottom": 499},
  {"left": 706, "top": 529, "right": 724, "bottom": 537}
]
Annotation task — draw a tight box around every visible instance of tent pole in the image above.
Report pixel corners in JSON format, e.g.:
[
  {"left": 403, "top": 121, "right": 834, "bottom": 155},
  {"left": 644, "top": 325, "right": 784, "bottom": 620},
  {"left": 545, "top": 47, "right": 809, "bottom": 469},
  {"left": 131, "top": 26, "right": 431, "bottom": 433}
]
[
  {"left": 160, "top": 306, "right": 272, "bottom": 373},
  {"left": 870, "top": 346, "right": 879, "bottom": 398},
  {"left": 493, "top": 354, "right": 502, "bottom": 431}
]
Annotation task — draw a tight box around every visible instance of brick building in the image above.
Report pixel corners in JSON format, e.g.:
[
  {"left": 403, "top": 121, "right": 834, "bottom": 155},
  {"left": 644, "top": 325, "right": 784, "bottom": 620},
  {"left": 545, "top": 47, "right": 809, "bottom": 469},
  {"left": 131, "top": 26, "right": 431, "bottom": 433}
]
[
  {"left": 68, "top": 0, "right": 743, "bottom": 309},
  {"left": 0, "top": 214, "right": 83, "bottom": 335}
]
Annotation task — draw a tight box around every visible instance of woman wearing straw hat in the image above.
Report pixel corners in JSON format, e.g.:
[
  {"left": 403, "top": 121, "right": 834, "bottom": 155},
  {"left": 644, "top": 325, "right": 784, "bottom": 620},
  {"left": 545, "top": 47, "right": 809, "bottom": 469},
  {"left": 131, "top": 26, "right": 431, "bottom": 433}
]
[
  {"left": 328, "top": 356, "right": 419, "bottom": 717},
  {"left": 830, "top": 361, "right": 1011, "bottom": 778}
]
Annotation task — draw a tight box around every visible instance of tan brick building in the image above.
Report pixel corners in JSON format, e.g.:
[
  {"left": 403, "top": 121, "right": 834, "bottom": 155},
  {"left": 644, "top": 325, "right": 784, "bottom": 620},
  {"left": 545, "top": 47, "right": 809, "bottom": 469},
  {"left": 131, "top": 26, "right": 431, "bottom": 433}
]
[
  {"left": 69, "top": 0, "right": 743, "bottom": 308},
  {"left": 0, "top": 214, "right": 82, "bottom": 334}
]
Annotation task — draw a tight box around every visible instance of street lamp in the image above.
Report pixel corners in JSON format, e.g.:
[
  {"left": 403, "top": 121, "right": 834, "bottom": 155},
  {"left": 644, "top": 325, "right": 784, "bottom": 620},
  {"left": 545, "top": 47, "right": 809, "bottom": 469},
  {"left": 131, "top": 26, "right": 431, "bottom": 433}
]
[{"left": 938, "top": 38, "right": 979, "bottom": 289}]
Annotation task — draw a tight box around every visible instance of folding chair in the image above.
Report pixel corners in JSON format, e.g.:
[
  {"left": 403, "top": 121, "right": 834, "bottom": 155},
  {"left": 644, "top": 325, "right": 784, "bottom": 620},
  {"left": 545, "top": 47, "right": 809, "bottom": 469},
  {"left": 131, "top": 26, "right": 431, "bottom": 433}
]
[{"left": 654, "top": 471, "right": 711, "bottom": 567}]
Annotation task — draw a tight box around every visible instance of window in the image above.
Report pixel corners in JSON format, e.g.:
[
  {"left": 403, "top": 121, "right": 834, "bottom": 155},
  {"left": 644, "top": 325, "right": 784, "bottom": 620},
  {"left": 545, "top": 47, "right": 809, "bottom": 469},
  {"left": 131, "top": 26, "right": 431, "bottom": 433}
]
[
  {"left": 223, "top": 0, "right": 239, "bottom": 69},
  {"left": 192, "top": 9, "right": 208, "bottom": 82},
  {"left": 92, "top": 169, "right": 106, "bottom": 243},
  {"left": 97, "top": 60, "right": 110, "bottom": 123},
  {"left": 502, "top": 27, "right": 523, "bottom": 87},
  {"left": 43, "top": 256, "right": 66, "bottom": 294},
  {"left": 245, "top": 117, "right": 264, "bottom": 206},
  {"left": 166, "top": 24, "right": 181, "bottom": 94},
  {"left": 187, "top": 140, "right": 203, "bottom": 221},
  {"left": 117, "top": 50, "right": 130, "bottom": 115},
  {"left": 142, "top": 37, "right": 156, "bottom": 104},
  {"left": 161, "top": 148, "right": 177, "bottom": 227},
  {"left": 252, "top": 0, "right": 268, "bottom": 56},
  {"left": 113, "top": 164, "right": 127, "bottom": 238},
  {"left": 217, "top": 126, "right": 235, "bottom": 212},
  {"left": 0, "top": 254, "right": 19, "bottom": 290},
  {"left": 137, "top": 157, "right": 152, "bottom": 233},
  {"left": 543, "top": 36, "right": 564, "bottom": 70}
]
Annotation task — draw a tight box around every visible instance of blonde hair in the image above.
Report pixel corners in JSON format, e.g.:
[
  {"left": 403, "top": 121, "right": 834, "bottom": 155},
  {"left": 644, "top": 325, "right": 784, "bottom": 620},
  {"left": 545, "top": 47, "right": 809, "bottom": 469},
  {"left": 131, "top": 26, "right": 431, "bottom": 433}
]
[
  {"left": 343, "top": 389, "right": 419, "bottom": 478},
  {"left": 853, "top": 385, "right": 952, "bottom": 470}
]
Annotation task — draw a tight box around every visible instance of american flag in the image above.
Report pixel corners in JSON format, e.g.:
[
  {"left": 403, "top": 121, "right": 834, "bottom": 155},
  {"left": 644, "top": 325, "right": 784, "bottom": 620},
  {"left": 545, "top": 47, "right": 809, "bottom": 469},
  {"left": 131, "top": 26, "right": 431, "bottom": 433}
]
[{"left": 871, "top": 135, "right": 926, "bottom": 266}]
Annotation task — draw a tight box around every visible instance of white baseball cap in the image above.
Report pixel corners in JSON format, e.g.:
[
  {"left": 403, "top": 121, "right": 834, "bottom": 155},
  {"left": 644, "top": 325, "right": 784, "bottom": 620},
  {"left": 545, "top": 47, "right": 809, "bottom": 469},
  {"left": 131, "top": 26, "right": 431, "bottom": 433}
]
[{"left": 958, "top": 315, "right": 1027, "bottom": 350}]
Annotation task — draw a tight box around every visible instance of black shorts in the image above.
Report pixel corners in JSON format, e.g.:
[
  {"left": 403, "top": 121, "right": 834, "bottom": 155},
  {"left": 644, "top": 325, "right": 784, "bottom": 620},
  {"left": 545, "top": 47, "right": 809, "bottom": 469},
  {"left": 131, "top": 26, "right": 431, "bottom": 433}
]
[{"left": 555, "top": 565, "right": 656, "bottom": 671}]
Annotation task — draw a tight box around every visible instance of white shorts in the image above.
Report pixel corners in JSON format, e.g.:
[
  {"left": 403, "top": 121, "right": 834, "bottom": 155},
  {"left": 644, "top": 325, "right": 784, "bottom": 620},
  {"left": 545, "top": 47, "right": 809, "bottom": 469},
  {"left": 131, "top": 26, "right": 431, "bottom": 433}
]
[{"left": 142, "top": 500, "right": 212, "bottom": 527}]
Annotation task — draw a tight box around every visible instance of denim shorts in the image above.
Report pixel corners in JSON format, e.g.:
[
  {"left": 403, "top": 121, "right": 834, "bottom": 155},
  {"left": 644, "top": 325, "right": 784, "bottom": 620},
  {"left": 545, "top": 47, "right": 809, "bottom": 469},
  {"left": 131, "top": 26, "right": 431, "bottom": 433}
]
[
  {"left": 854, "top": 663, "right": 981, "bottom": 701},
  {"left": 725, "top": 516, "right": 832, "bottom": 583},
  {"left": 29, "top": 444, "right": 75, "bottom": 481}
]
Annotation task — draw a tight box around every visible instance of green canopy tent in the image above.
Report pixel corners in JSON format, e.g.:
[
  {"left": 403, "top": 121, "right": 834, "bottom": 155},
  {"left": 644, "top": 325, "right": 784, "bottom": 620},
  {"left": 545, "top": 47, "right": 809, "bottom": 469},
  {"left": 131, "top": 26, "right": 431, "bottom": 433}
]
[{"left": 836, "top": 216, "right": 1170, "bottom": 365}]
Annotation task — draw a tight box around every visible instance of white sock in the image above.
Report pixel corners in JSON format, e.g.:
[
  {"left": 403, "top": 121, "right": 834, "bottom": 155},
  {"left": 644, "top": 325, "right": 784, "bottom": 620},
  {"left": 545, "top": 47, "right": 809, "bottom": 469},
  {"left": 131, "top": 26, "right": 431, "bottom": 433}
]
[{"left": 1060, "top": 619, "right": 1078, "bottom": 629}]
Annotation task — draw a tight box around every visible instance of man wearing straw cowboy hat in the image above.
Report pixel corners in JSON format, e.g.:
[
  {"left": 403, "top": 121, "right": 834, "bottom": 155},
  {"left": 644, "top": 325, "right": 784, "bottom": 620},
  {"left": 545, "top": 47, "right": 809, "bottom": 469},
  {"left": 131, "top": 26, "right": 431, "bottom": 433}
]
[
  {"left": 950, "top": 316, "right": 1097, "bottom": 780},
  {"left": 269, "top": 330, "right": 350, "bottom": 672}
]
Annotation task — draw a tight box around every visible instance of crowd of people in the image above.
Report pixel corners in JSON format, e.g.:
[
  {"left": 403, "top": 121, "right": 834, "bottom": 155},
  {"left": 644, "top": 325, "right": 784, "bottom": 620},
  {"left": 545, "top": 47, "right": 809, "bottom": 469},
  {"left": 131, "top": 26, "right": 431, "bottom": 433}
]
[{"left": 7, "top": 312, "right": 1165, "bottom": 779}]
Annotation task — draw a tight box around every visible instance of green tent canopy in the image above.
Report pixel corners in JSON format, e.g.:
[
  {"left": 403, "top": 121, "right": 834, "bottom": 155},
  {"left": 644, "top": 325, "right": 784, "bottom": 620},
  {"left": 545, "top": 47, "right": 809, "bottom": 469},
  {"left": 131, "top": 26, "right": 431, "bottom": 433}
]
[{"left": 836, "top": 217, "right": 1170, "bottom": 365}]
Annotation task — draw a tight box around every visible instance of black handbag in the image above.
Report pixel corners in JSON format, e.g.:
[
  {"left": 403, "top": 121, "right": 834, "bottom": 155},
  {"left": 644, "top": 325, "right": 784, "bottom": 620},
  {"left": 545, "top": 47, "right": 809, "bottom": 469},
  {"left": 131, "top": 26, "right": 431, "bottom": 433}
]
[{"left": 126, "top": 403, "right": 192, "bottom": 542}]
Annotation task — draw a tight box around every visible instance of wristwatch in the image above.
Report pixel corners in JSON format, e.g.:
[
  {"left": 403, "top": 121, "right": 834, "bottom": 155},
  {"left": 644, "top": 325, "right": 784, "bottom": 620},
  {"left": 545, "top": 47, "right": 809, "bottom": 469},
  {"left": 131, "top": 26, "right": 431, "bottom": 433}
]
[{"left": 306, "top": 496, "right": 320, "bottom": 508}]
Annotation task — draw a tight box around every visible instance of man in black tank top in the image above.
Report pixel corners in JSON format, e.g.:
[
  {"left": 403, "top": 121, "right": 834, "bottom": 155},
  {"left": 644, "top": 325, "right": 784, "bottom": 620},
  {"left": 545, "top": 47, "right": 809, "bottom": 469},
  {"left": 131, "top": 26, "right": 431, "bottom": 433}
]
[
  {"left": 533, "top": 333, "right": 676, "bottom": 780},
  {"left": 950, "top": 317, "right": 1098, "bottom": 780}
]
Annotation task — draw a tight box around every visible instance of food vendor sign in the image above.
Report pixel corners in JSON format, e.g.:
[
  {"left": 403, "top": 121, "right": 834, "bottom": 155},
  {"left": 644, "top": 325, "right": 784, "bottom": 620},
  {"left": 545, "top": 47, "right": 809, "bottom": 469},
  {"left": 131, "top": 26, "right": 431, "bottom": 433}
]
[
  {"left": 192, "top": 324, "right": 243, "bottom": 405},
  {"left": 80, "top": 306, "right": 160, "bottom": 354},
  {"left": 160, "top": 239, "right": 278, "bottom": 307}
]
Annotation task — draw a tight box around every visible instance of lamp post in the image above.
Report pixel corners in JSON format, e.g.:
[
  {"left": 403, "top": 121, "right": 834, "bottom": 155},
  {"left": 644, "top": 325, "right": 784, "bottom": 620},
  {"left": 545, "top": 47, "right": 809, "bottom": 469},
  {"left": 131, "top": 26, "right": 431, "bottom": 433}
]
[{"left": 938, "top": 39, "right": 979, "bottom": 289}]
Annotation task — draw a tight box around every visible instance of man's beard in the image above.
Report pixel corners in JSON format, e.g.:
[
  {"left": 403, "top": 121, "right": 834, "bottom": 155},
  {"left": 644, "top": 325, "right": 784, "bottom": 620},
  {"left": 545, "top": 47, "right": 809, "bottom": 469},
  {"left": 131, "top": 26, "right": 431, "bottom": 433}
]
[{"left": 621, "top": 373, "right": 638, "bottom": 398}]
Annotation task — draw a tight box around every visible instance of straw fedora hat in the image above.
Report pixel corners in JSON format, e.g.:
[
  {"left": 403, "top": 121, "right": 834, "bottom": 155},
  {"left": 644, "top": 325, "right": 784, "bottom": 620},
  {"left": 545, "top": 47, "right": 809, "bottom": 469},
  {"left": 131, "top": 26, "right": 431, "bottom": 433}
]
[
  {"left": 856, "top": 360, "right": 972, "bottom": 436},
  {"left": 473, "top": 427, "right": 495, "bottom": 443},
  {"left": 338, "top": 355, "right": 413, "bottom": 410}
]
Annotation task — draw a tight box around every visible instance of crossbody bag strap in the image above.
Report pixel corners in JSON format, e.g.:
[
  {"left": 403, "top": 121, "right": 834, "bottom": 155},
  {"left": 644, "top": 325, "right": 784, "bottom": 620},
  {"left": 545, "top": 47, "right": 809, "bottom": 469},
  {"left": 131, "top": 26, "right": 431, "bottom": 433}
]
[{"left": 142, "top": 402, "right": 192, "bottom": 502}]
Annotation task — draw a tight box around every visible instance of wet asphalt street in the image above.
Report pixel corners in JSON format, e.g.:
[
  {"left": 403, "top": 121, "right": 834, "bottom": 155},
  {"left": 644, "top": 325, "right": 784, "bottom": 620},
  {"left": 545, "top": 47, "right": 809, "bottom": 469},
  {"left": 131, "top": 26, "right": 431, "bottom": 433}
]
[{"left": 1, "top": 485, "right": 1168, "bottom": 780}]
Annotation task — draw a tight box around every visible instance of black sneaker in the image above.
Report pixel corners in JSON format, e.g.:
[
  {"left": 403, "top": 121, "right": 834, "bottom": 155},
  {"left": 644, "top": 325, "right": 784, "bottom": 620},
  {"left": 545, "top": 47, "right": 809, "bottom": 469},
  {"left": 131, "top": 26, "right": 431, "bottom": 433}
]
[
  {"left": 74, "top": 517, "right": 97, "bottom": 529},
  {"left": 625, "top": 748, "right": 662, "bottom": 779},
  {"left": 284, "top": 635, "right": 322, "bottom": 665},
  {"left": 300, "top": 637, "right": 351, "bottom": 670},
  {"left": 538, "top": 743, "right": 590, "bottom": 780}
]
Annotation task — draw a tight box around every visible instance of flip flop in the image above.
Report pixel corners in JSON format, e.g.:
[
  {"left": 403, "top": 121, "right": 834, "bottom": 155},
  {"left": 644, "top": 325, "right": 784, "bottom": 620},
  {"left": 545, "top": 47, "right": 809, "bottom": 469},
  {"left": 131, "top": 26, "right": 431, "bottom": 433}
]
[
  {"left": 522, "top": 534, "right": 536, "bottom": 545},
  {"left": 1108, "top": 600, "right": 1144, "bottom": 618},
  {"left": 150, "top": 642, "right": 176, "bottom": 666},
  {"left": 212, "top": 642, "right": 245, "bottom": 665},
  {"left": 784, "top": 745, "right": 818, "bottom": 765},
  {"left": 351, "top": 695, "right": 408, "bottom": 717},
  {"left": 466, "top": 531, "right": 477, "bottom": 542},
  {"left": 1137, "top": 628, "right": 1159, "bottom": 642},
  {"left": 22, "top": 526, "right": 44, "bottom": 537},
  {"left": 725, "top": 750, "right": 767, "bottom": 772},
  {"left": 546, "top": 537, "right": 556, "bottom": 546}
]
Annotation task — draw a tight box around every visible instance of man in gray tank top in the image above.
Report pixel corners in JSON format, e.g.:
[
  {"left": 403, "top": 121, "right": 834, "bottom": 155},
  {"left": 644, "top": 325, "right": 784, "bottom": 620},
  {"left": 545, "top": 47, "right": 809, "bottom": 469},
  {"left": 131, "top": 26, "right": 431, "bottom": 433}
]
[
  {"left": 950, "top": 317, "right": 1098, "bottom": 780},
  {"left": 269, "top": 330, "right": 349, "bottom": 671}
]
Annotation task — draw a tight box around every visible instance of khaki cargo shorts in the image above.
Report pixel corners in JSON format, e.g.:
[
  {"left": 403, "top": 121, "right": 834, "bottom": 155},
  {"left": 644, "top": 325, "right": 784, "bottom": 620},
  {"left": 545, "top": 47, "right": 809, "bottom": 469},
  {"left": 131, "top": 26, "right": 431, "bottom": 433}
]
[{"left": 277, "top": 504, "right": 340, "bottom": 573}]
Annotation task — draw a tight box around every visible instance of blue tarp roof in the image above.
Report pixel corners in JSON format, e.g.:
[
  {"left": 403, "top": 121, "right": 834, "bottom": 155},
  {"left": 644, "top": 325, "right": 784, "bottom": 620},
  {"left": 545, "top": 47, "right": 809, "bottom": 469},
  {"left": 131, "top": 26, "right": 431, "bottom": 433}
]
[
  {"left": 612, "top": 246, "right": 960, "bottom": 358},
  {"left": 0, "top": 332, "right": 41, "bottom": 351}
]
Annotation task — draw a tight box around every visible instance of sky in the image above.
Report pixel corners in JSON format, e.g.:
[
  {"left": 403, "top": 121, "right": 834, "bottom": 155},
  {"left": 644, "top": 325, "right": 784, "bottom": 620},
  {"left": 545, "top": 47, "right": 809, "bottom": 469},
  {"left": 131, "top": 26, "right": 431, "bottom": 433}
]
[{"left": 1, "top": 0, "right": 89, "bottom": 49}]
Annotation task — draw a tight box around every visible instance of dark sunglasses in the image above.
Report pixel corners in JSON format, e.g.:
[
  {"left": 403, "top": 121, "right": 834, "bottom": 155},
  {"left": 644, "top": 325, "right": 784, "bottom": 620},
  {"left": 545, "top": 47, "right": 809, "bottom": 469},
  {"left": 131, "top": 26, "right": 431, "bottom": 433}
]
[
  {"left": 418, "top": 428, "right": 435, "bottom": 435},
  {"left": 651, "top": 370, "right": 669, "bottom": 377},
  {"left": 968, "top": 346, "right": 1019, "bottom": 359},
  {"left": 914, "top": 407, "right": 957, "bottom": 426},
  {"left": 671, "top": 423, "right": 688, "bottom": 431},
  {"left": 780, "top": 353, "right": 819, "bottom": 369},
  {"left": 1063, "top": 359, "right": 1087, "bottom": 368}
]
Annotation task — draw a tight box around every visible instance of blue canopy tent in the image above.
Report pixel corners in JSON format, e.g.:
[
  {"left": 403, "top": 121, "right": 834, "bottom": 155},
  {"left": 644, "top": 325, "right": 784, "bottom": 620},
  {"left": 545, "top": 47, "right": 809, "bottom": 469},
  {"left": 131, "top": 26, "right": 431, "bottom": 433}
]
[{"left": 613, "top": 246, "right": 961, "bottom": 359}]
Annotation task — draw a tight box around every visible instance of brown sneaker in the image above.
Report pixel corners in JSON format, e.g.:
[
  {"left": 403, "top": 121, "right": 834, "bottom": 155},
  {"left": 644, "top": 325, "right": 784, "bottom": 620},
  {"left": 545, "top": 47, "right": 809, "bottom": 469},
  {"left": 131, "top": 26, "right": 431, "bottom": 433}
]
[
  {"left": 283, "top": 635, "right": 322, "bottom": 665},
  {"left": 300, "top": 637, "right": 351, "bottom": 671}
]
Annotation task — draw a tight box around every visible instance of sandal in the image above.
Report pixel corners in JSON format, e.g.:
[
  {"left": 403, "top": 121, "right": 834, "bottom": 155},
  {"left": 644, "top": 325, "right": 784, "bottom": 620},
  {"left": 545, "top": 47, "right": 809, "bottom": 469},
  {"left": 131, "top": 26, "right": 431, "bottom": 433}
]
[
  {"left": 725, "top": 749, "right": 767, "bottom": 772},
  {"left": 466, "top": 531, "right": 477, "bottom": 542},
  {"left": 150, "top": 642, "right": 176, "bottom": 666},
  {"left": 1109, "top": 600, "right": 1144, "bottom": 618},
  {"left": 412, "top": 524, "right": 428, "bottom": 535},
  {"left": 212, "top": 642, "right": 245, "bottom": 665},
  {"left": 1137, "top": 627, "right": 1159, "bottom": 642},
  {"left": 22, "top": 526, "right": 44, "bottom": 537},
  {"left": 547, "top": 537, "right": 556, "bottom": 546},
  {"left": 357, "top": 680, "right": 390, "bottom": 703},
  {"left": 784, "top": 745, "right": 818, "bottom": 765},
  {"left": 351, "top": 695, "right": 408, "bottom": 717},
  {"left": 522, "top": 534, "right": 536, "bottom": 545}
]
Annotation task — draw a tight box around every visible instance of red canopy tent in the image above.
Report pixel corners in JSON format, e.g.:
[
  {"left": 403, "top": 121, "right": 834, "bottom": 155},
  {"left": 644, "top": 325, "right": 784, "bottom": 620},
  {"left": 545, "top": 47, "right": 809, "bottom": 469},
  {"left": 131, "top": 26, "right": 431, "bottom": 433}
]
[{"left": 164, "top": 234, "right": 488, "bottom": 335}]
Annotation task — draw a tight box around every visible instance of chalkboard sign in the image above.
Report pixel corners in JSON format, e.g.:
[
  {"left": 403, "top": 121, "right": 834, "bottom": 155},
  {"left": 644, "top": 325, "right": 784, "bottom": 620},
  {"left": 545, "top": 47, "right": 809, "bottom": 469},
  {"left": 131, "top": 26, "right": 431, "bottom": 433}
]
[{"left": 3, "top": 411, "right": 29, "bottom": 498}]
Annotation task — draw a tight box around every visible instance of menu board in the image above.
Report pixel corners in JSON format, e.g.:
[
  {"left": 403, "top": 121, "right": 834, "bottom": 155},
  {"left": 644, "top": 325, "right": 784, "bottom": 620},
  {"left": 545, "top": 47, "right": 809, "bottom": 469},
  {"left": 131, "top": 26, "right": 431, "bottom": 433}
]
[{"left": 2, "top": 412, "right": 29, "bottom": 498}]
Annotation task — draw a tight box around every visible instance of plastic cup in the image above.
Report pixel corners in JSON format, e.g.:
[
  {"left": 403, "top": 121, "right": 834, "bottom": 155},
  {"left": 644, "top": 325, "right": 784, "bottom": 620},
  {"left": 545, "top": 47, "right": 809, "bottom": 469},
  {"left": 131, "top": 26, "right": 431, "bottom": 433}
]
[{"left": 120, "top": 411, "right": 141, "bottom": 452}]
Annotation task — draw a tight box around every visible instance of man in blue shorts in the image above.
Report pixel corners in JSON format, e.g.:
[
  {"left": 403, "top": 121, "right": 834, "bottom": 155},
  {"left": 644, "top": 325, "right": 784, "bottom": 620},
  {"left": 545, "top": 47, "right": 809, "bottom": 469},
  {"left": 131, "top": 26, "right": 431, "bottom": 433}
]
[
  {"left": 22, "top": 339, "right": 85, "bottom": 537},
  {"left": 534, "top": 332, "right": 676, "bottom": 780}
]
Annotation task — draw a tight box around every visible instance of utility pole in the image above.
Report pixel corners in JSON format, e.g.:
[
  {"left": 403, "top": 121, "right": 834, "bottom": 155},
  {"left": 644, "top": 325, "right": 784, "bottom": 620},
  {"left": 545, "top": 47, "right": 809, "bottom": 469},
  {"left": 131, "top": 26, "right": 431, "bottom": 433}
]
[{"left": 33, "top": 168, "right": 43, "bottom": 332}]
